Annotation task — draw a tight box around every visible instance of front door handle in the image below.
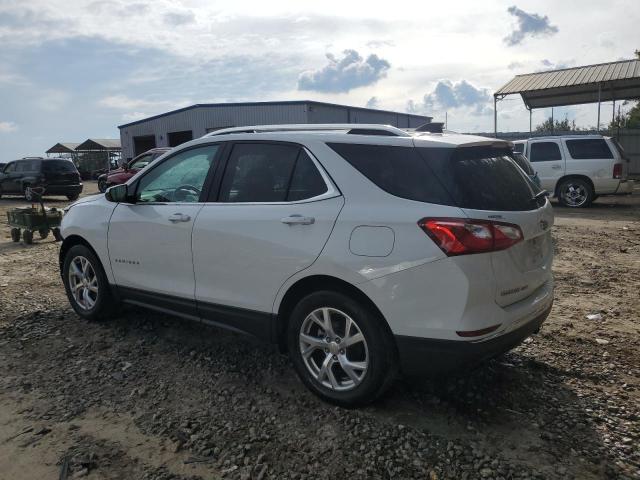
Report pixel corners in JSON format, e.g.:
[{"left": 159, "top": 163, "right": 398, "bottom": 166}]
[
  {"left": 168, "top": 213, "right": 191, "bottom": 223},
  {"left": 281, "top": 214, "right": 315, "bottom": 225}
]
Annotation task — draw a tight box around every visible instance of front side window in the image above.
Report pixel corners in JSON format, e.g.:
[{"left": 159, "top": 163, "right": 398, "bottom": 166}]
[
  {"left": 4, "top": 162, "right": 16, "bottom": 173},
  {"left": 565, "top": 139, "right": 613, "bottom": 159},
  {"left": 529, "top": 142, "right": 562, "bottom": 162},
  {"left": 136, "top": 145, "right": 218, "bottom": 203},
  {"left": 219, "top": 143, "right": 301, "bottom": 202}
]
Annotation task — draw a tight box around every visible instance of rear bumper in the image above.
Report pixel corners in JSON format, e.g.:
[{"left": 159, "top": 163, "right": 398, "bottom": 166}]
[
  {"left": 45, "top": 184, "right": 83, "bottom": 196},
  {"left": 395, "top": 303, "right": 552, "bottom": 376},
  {"left": 613, "top": 179, "right": 634, "bottom": 195}
]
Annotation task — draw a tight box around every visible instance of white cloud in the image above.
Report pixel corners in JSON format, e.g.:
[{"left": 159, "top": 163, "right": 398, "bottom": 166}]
[
  {"left": 0, "top": 121, "right": 18, "bottom": 133},
  {"left": 98, "top": 95, "right": 189, "bottom": 111}
]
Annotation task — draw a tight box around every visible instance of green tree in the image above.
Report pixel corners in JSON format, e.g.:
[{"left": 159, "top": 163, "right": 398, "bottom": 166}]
[
  {"left": 609, "top": 49, "right": 640, "bottom": 129},
  {"left": 535, "top": 116, "right": 577, "bottom": 133}
]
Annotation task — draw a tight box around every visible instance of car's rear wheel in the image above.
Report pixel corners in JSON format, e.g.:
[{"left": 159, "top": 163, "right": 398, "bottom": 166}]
[
  {"left": 23, "top": 185, "right": 33, "bottom": 201},
  {"left": 558, "top": 178, "right": 593, "bottom": 208},
  {"left": 67, "top": 193, "right": 80, "bottom": 201},
  {"left": 287, "top": 291, "right": 397, "bottom": 407},
  {"left": 62, "top": 244, "right": 116, "bottom": 321}
]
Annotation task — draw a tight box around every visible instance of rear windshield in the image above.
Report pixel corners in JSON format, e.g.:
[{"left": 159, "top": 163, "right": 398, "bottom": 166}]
[
  {"left": 328, "top": 143, "right": 539, "bottom": 211},
  {"left": 42, "top": 160, "right": 77, "bottom": 173},
  {"left": 512, "top": 152, "right": 534, "bottom": 175}
]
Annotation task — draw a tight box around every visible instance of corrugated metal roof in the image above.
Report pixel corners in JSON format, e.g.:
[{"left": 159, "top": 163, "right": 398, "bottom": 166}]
[
  {"left": 495, "top": 59, "right": 640, "bottom": 108},
  {"left": 117, "top": 100, "right": 430, "bottom": 129},
  {"left": 76, "top": 139, "right": 121, "bottom": 150},
  {"left": 45, "top": 142, "right": 80, "bottom": 154}
]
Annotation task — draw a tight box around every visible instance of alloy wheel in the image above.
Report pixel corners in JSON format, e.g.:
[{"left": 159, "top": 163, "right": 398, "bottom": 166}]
[
  {"left": 299, "top": 307, "right": 369, "bottom": 392},
  {"left": 561, "top": 183, "right": 588, "bottom": 207},
  {"left": 68, "top": 256, "right": 99, "bottom": 310}
]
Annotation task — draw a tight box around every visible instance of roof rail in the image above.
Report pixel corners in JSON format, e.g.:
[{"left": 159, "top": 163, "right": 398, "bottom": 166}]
[{"left": 202, "top": 124, "right": 410, "bottom": 138}]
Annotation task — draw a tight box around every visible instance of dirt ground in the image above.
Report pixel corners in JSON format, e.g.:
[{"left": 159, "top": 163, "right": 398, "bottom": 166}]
[{"left": 0, "top": 182, "right": 638, "bottom": 480}]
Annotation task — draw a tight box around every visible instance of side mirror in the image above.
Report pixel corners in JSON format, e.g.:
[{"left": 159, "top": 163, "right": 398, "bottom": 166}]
[
  {"left": 105, "top": 184, "right": 131, "bottom": 203},
  {"left": 119, "top": 161, "right": 129, "bottom": 171}
]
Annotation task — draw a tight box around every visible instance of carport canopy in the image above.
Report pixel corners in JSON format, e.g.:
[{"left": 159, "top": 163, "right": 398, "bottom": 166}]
[
  {"left": 45, "top": 142, "right": 80, "bottom": 154},
  {"left": 75, "top": 139, "right": 121, "bottom": 151},
  {"left": 493, "top": 59, "right": 640, "bottom": 134}
]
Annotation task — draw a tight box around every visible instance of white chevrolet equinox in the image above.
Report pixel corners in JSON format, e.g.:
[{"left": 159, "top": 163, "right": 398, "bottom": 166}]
[{"left": 60, "top": 124, "right": 554, "bottom": 406}]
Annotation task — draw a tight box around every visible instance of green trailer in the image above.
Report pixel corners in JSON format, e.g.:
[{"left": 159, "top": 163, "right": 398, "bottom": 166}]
[{"left": 7, "top": 198, "right": 63, "bottom": 244}]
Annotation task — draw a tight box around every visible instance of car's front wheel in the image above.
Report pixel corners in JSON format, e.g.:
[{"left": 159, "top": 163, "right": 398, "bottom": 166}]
[
  {"left": 62, "top": 244, "right": 116, "bottom": 321},
  {"left": 98, "top": 179, "right": 108, "bottom": 193},
  {"left": 287, "top": 291, "right": 397, "bottom": 407}
]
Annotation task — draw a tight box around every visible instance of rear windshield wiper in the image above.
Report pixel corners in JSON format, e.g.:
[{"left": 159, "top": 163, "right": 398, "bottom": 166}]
[{"left": 531, "top": 189, "right": 548, "bottom": 203}]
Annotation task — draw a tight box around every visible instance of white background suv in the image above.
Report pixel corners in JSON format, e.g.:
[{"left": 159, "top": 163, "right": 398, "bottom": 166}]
[
  {"left": 513, "top": 135, "right": 633, "bottom": 207},
  {"left": 59, "top": 124, "right": 554, "bottom": 406}
]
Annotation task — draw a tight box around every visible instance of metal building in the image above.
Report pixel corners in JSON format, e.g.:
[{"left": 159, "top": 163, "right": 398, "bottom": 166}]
[{"left": 117, "top": 100, "right": 431, "bottom": 160}]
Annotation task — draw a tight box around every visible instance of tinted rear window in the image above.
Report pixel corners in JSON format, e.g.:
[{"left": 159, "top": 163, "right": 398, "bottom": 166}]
[
  {"left": 328, "top": 143, "right": 538, "bottom": 211},
  {"left": 565, "top": 138, "right": 613, "bottom": 159},
  {"left": 418, "top": 146, "right": 538, "bottom": 211},
  {"left": 512, "top": 153, "right": 534, "bottom": 175},
  {"left": 327, "top": 143, "right": 453, "bottom": 205},
  {"left": 42, "top": 160, "right": 77, "bottom": 173}
]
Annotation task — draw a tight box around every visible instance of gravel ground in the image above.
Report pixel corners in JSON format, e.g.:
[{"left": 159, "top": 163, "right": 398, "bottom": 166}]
[{"left": 0, "top": 183, "right": 638, "bottom": 480}]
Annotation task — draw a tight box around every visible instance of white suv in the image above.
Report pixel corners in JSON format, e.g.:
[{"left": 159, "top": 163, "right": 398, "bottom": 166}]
[
  {"left": 513, "top": 135, "right": 633, "bottom": 207},
  {"left": 59, "top": 124, "right": 554, "bottom": 406}
]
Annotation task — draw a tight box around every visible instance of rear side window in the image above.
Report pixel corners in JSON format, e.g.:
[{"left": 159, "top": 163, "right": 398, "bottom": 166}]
[
  {"left": 530, "top": 142, "right": 562, "bottom": 162},
  {"left": 327, "top": 143, "right": 453, "bottom": 204},
  {"left": 42, "top": 160, "right": 77, "bottom": 173},
  {"left": 513, "top": 143, "right": 524, "bottom": 154},
  {"left": 565, "top": 138, "right": 613, "bottom": 159},
  {"left": 219, "top": 143, "right": 299, "bottom": 202}
]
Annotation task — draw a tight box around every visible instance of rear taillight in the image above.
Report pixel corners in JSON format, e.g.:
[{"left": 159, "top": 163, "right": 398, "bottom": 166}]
[
  {"left": 418, "top": 218, "right": 523, "bottom": 256},
  {"left": 613, "top": 163, "right": 622, "bottom": 179}
]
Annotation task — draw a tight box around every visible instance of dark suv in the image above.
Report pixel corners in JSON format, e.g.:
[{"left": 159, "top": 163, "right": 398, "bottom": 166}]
[{"left": 0, "top": 157, "right": 83, "bottom": 201}]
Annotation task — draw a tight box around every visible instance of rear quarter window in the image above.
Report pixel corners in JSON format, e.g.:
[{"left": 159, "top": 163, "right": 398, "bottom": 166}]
[
  {"left": 565, "top": 138, "right": 613, "bottom": 159},
  {"left": 326, "top": 143, "right": 453, "bottom": 205}
]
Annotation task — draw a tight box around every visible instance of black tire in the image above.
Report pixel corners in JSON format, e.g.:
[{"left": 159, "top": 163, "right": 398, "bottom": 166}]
[
  {"left": 53, "top": 228, "right": 63, "bottom": 242},
  {"left": 10, "top": 228, "right": 20, "bottom": 242},
  {"left": 22, "top": 230, "right": 33, "bottom": 244},
  {"left": 62, "top": 244, "right": 116, "bottom": 321},
  {"left": 98, "top": 179, "right": 108, "bottom": 193},
  {"left": 67, "top": 193, "right": 80, "bottom": 201},
  {"left": 287, "top": 290, "right": 397, "bottom": 407},
  {"left": 0, "top": 186, "right": 3, "bottom": 199},
  {"left": 557, "top": 178, "right": 593, "bottom": 208},
  {"left": 39, "top": 227, "right": 50, "bottom": 239}
]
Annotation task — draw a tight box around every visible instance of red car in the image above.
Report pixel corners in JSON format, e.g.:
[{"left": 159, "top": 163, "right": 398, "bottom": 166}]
[{"left": 98, "top": 148, "right": 171, "bottom": 193}]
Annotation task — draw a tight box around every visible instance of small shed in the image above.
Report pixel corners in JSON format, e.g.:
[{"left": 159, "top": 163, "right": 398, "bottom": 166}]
[{"left": 75, "top": 139, "right": 122, "bottom": 179}]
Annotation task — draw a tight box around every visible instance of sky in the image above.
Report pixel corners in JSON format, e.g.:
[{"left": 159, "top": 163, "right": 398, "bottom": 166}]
[{"left": 0, "top": 0, "right": 638, "bottom": 160}]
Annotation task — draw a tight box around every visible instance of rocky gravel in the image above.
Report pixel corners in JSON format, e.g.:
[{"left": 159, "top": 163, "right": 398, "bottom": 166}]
[{"left": 0, "top": 187, "right": 639, "bottom": 479}]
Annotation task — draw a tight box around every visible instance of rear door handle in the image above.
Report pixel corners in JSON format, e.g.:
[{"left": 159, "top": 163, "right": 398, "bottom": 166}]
[
  {"left": 551, "top": 164, "right": 562, "bottom": 170},
  {"left": 281, "top": 214, "right": 315, "bottom": 225},
  {"left": 168, "top": 213, "right": 191, "bottom": 223}
]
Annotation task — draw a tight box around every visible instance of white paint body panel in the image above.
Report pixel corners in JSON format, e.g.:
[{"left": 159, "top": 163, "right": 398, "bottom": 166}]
[
  {"left": 192, "top": 196, "right": 343, "bottom": 312},
  {"left": 107, "top": 203, "right": 204, "bottom": 298}
]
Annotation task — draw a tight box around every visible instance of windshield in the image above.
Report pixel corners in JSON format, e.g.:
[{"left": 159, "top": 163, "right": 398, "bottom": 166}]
[{"left": 130, "top": 154, "right": 153, "bottom": 169}]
